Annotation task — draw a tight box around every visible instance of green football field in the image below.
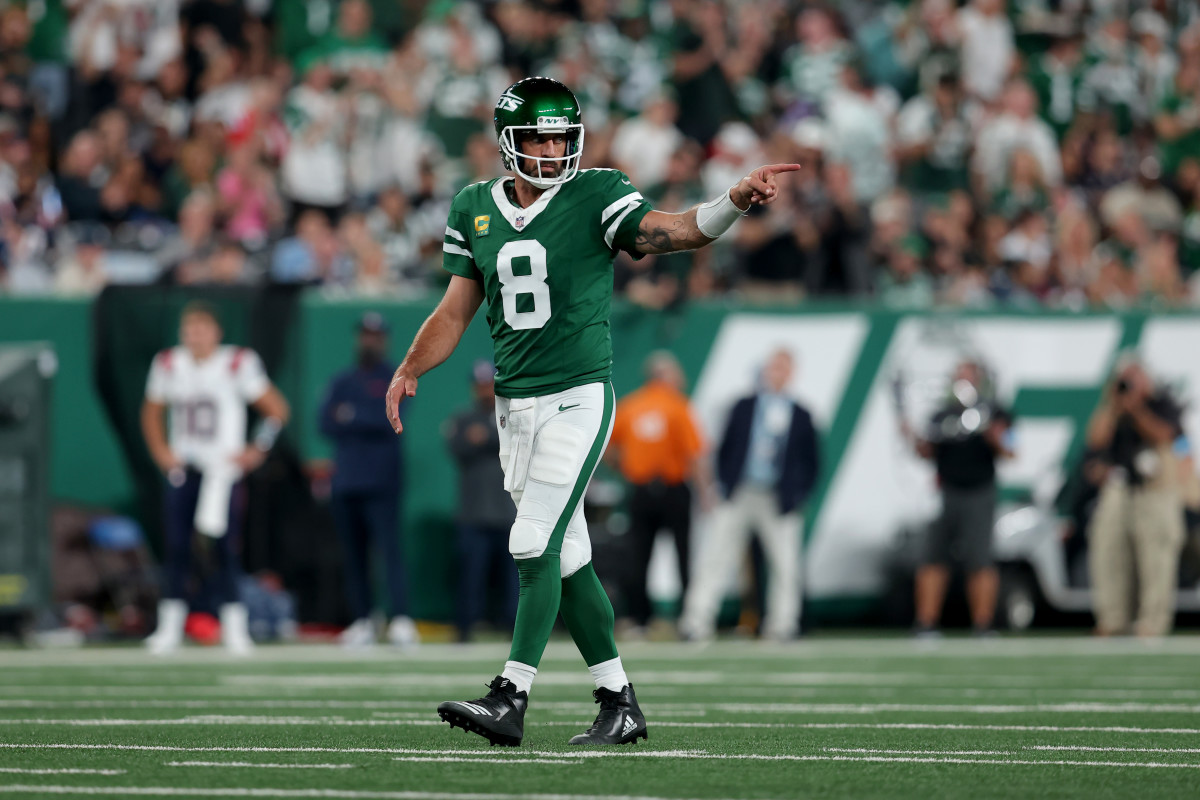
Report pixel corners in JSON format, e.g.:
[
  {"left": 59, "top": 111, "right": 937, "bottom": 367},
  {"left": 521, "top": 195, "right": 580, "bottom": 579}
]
[{"left": 2, "top": 635, "right": 1200, "bottom": 799}]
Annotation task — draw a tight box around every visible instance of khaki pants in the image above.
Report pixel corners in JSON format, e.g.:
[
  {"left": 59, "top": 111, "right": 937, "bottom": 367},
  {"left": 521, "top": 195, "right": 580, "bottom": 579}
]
[
  {"left": 680, "top": 486, "right": 802, "bottom": 640},
  {"left": 1088, "top": 481, "right": 1184, "bottom": 636}
]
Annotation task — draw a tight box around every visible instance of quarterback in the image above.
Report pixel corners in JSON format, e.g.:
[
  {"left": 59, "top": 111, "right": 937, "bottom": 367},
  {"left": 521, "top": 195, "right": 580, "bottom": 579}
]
[{"left": 385, "top": 77, "right": 796, "bottom": 747}]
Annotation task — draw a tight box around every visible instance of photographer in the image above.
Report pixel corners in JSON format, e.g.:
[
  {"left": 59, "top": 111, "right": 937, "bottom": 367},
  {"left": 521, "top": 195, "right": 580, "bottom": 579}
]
[
  {"left": 1085, "top": 359, "right": 1186, "bottom": 638},
  {"left": 909, "top": 360, "right": 1014, "bottom": 637}
]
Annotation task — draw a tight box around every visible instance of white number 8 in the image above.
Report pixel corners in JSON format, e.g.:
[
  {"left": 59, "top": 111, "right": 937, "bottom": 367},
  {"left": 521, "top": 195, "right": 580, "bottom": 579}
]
[{"left": 497, "top": 240, "right": 552, "bottom": 330}]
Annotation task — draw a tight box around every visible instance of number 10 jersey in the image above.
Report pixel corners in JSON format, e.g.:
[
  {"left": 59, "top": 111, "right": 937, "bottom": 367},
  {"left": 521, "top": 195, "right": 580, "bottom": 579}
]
[{"left": 441, "top": 168, "right": 653, "bottom": 399}]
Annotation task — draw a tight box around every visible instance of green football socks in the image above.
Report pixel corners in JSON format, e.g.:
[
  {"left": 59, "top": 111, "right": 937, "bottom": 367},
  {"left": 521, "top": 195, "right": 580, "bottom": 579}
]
[
  {"left": 507, "top": 554, "right": 562, "bottom": 669},
  {"left": 506, "top": 558, "right": 621, "bottom": 682},
  {"left": 559, "top": 562, "right": 619, "bottom": 667}
]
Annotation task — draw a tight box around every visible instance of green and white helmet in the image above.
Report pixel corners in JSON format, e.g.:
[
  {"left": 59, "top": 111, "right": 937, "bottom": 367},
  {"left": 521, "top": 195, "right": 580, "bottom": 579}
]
[{"left": 493, "top": 77, "right": 584, "bottom": 189}]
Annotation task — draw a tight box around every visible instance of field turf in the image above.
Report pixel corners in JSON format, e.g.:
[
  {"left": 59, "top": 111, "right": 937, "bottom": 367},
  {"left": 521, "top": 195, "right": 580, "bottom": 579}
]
[{"left": 1, "top": 635, "right": 1200, "bottom": 799}]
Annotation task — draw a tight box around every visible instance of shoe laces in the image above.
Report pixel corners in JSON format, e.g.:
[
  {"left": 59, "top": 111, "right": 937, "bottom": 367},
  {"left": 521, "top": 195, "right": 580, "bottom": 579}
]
[{"left": 584, "top": 688, "right": 623, "bottom": 733}]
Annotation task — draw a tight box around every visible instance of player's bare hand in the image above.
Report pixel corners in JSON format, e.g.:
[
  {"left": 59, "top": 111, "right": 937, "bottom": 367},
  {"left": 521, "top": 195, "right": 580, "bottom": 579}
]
[
  {"left": 232, "top": 446, "right": 267, "bottom": 474},
  {"left": 731, "top": 164, "right": 801, "bottom": 209},
  {"left": 153, "top": 450, "right": 183, "bottom": 475},
  {"left": 386, "top": 371, "right": 417, "bottom": 434}
]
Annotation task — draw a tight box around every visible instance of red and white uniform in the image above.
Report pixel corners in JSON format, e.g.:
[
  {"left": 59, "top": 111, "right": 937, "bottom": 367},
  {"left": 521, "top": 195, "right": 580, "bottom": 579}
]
[{"left": 144, "top": 345, "right": 270, "bottom": 471}]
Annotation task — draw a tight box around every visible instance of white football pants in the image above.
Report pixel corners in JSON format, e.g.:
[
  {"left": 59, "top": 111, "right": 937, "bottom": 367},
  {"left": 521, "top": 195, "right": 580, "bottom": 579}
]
[{"left": 496, "top": 382, "right": 615, "bottom": 578}]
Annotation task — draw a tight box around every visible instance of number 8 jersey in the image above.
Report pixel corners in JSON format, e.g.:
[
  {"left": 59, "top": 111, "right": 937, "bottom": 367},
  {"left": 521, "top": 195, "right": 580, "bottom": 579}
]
[{"left": 441, "top": 168, "right": 653, "bottom": 399}]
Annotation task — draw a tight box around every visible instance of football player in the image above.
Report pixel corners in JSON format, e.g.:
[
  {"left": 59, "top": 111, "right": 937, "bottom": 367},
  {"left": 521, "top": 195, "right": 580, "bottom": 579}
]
[
  {"left": 141, "top": 302, "right": 290, "bottom": 655},
  {"left": 384, "top": 77, "right": 797, "bottom": 746}
]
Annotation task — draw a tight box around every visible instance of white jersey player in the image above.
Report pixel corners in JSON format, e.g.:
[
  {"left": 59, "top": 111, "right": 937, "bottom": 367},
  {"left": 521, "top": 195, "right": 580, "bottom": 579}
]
[{"left": 141, "top": 302, "right": 290, "bottom": 655}]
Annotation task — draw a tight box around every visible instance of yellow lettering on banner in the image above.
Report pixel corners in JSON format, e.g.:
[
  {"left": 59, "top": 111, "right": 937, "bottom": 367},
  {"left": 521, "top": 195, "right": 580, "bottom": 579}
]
[{"left": 0, "top": 575, "right": 28, "bottom": 606}]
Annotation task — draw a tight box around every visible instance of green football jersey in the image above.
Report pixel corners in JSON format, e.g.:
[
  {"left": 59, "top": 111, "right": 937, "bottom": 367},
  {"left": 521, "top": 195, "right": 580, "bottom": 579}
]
[{"left": 441, "top": 168, "right": 653, "bottom": 398}]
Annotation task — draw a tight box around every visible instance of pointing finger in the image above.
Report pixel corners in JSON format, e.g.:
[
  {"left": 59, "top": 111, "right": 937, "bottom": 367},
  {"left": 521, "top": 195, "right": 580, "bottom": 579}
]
[{"left": 763, "top": 163, "right": 802, "bottom": 175}]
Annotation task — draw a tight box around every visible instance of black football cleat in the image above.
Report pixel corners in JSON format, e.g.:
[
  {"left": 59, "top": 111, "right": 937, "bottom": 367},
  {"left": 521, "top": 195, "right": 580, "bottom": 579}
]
[
  {"left": 567, "top": 684, "right": 648, "bottom": 746},
  {"left": 437, "top": 676, "right": 527, "bottom": 747}
]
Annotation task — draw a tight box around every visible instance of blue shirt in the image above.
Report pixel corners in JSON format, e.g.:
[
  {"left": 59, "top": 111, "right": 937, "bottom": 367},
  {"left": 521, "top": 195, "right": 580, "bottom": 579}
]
[
  {"left": 271, "top": 238, "right": 317, "bottom": 283},
  {"left": 318, "top": 362, "right": 401, "bottom": 494},
  {"left": 744, "top": 392, "right": 792, "bottom": 488}
]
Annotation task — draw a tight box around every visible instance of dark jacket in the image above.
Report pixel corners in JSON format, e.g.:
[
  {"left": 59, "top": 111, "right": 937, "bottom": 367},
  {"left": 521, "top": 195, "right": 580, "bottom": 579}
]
[
  {"left": 318, "top": 362, "right": 401, "bottom": 495},
  {"left": 716, "top": 395, "right": 820, "bottom": 514},
  {"left": 444, "top": 403, "right": 515, "bottom": 529}
]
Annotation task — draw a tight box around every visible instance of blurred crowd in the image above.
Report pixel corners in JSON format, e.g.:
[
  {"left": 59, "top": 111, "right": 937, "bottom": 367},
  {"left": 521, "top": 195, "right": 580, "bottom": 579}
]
[{"left": 2, "top": 0, "right": 1200, "bottom": 308}]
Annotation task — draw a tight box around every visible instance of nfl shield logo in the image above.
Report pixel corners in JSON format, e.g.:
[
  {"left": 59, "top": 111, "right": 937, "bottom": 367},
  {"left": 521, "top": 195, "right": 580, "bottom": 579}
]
[
  {"left": 499, "top": 415, "right": 506, "bottom": 429},
  {"left": 515, "top": 215, "right": 525, "bottom": 230}
]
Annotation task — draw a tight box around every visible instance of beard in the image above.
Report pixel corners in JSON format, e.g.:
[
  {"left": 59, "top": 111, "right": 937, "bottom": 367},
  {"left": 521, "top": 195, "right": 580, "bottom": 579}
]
[
  {"left": 357, "top": 345, "right": 384, "bottom": 368},
  {"left": 522, "top": 158, "right": 561, "bottom": 178}
]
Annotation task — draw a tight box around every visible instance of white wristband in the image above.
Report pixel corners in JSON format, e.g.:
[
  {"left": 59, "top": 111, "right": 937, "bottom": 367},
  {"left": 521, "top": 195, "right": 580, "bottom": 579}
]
[{"left": 696, "top": 187, "right": 748, "bottom": 239}]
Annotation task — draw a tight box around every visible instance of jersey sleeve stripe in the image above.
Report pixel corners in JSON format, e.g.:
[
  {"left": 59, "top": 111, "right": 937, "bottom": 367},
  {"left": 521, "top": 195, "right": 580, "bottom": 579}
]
[
  {"left": 445, "top": 226, "right": 466, "bottom": 242},
  {"left": 600, "top": 192, "right": 642, "bottom": 225},
  {"left": 443, "top": 242, "right": 474, "bottom": 259},
  {"left": 604, "top": 203, "right": 640, "bottom": 248}
]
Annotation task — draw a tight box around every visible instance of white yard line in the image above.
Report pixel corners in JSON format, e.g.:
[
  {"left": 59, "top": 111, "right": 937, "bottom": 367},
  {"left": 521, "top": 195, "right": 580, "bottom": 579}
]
[
  {"left": 833, "top": 745, "right": 1200, "bottom": 756},
  {"left": 708, "top": 702, "right": 1200, "bottom": 714},
  {"left": 165, "top": 762, "right": 355, "bottom": 770},
  {"left": 392, "top": 757, "right": 582, "bottom": 765},
  {"left": 0, "top": 786, "right": 737, "bottom": 800},
  {"left": 1026, "top": 745, "right": 1200, "bottom": 754},
  {"left": 0, "top": 768, "right": 125, "bottom": 775}
]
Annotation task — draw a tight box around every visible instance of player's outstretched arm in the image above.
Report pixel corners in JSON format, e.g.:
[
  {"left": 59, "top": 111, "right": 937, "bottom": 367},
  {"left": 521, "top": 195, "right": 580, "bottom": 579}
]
[
  {"left": 385, "top": 275, "right": 484, "bottom": 434},
  {"left": 634, "top": 163, "right": 801, "bottom": 255}
]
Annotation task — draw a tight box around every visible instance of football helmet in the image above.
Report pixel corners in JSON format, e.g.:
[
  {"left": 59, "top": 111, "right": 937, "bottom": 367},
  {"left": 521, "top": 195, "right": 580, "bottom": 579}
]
[{"left": 493, "top": 77, "right": 584, "bottom": 189}]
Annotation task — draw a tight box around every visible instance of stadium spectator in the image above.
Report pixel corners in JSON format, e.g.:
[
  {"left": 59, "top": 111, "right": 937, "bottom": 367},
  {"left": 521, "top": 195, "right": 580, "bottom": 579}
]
[
  {"left": 607, "top": 351, "right": 708, "bottom": 636},
  {"left": 141, "top": 302, "right": 291, "bottom": 655},
  {"left": 611, "top": 92, "right": 684, "bottom": 188},
  {"left": 54, "top": 224, "right": 110, "bottom": 295},
  {"left": 778, "top": 6, "right": 855, "bottom": 111},
  {"left": 680, "top": 348, "right": 819, "bottom": 641},
  {"left": 907, "top": 359, "right": 1013, "bottom": 638},
  {"left": 215, "top": 140, "right": 282, "bottom": 250},
  {"left": 1100, "top": 156, "right": 1184, "bottom": 234},
  {"left": 270, "top": 208, "right": 349, "bottom": 284},
  {"left": 157, "top": 190, "right": 218, "bottom": 274},
  {"left": 0, "top": 0, "right": 1198, "bottom": 310},
  {"left": 443, "top": 359, "right": 517, "bottom": 642},
  {"left": 956, "top": 0, "right": 1015, "bottom": 104},
  {"left": 974, "top": 79, "right": 1062, "bottom": 196},
  {"left": 1028, "top": 31, "right": 1085, "bottom": 141},
  {"left": 824, "top": 60, "right": 898, "bottom": 204},
  {"left": 896, "top": 69, "right": 973, "bottom": 197},
  {"left": 281, "top": 58, "right": 348, "bottom": 223},
  {"left": 317, "top": 312, "right": 415, "bottom": 648},
  {"left": 1086, "top": 358, "right": 1187, "bottom": 637}
]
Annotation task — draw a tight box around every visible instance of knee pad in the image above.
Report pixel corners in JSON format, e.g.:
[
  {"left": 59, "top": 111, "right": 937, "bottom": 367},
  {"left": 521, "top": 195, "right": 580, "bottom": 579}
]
[
  {"left": 559, "top": 528, "right": 592, "bottom": 579},
  {"left": 509, "top": 517, "right": 551, "bottom": 560},
  {"left": 529, "top": 423, "right": 588, "bottom": 487}
]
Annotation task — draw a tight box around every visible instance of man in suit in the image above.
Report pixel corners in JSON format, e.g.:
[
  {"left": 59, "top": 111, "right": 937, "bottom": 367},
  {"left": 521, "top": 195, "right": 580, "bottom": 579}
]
[{"left": 680, "top": 348, "right": 820, "bottom": 641}]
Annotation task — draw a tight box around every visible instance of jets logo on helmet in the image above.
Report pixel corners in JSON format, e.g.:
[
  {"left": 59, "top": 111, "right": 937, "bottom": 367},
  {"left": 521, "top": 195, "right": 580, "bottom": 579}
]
[
  {"left": 493, "top": 77, "right": 584, "bottom": 189},
  {"left": 496, "top": 89, "right": 524, "bottom": 113}
]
